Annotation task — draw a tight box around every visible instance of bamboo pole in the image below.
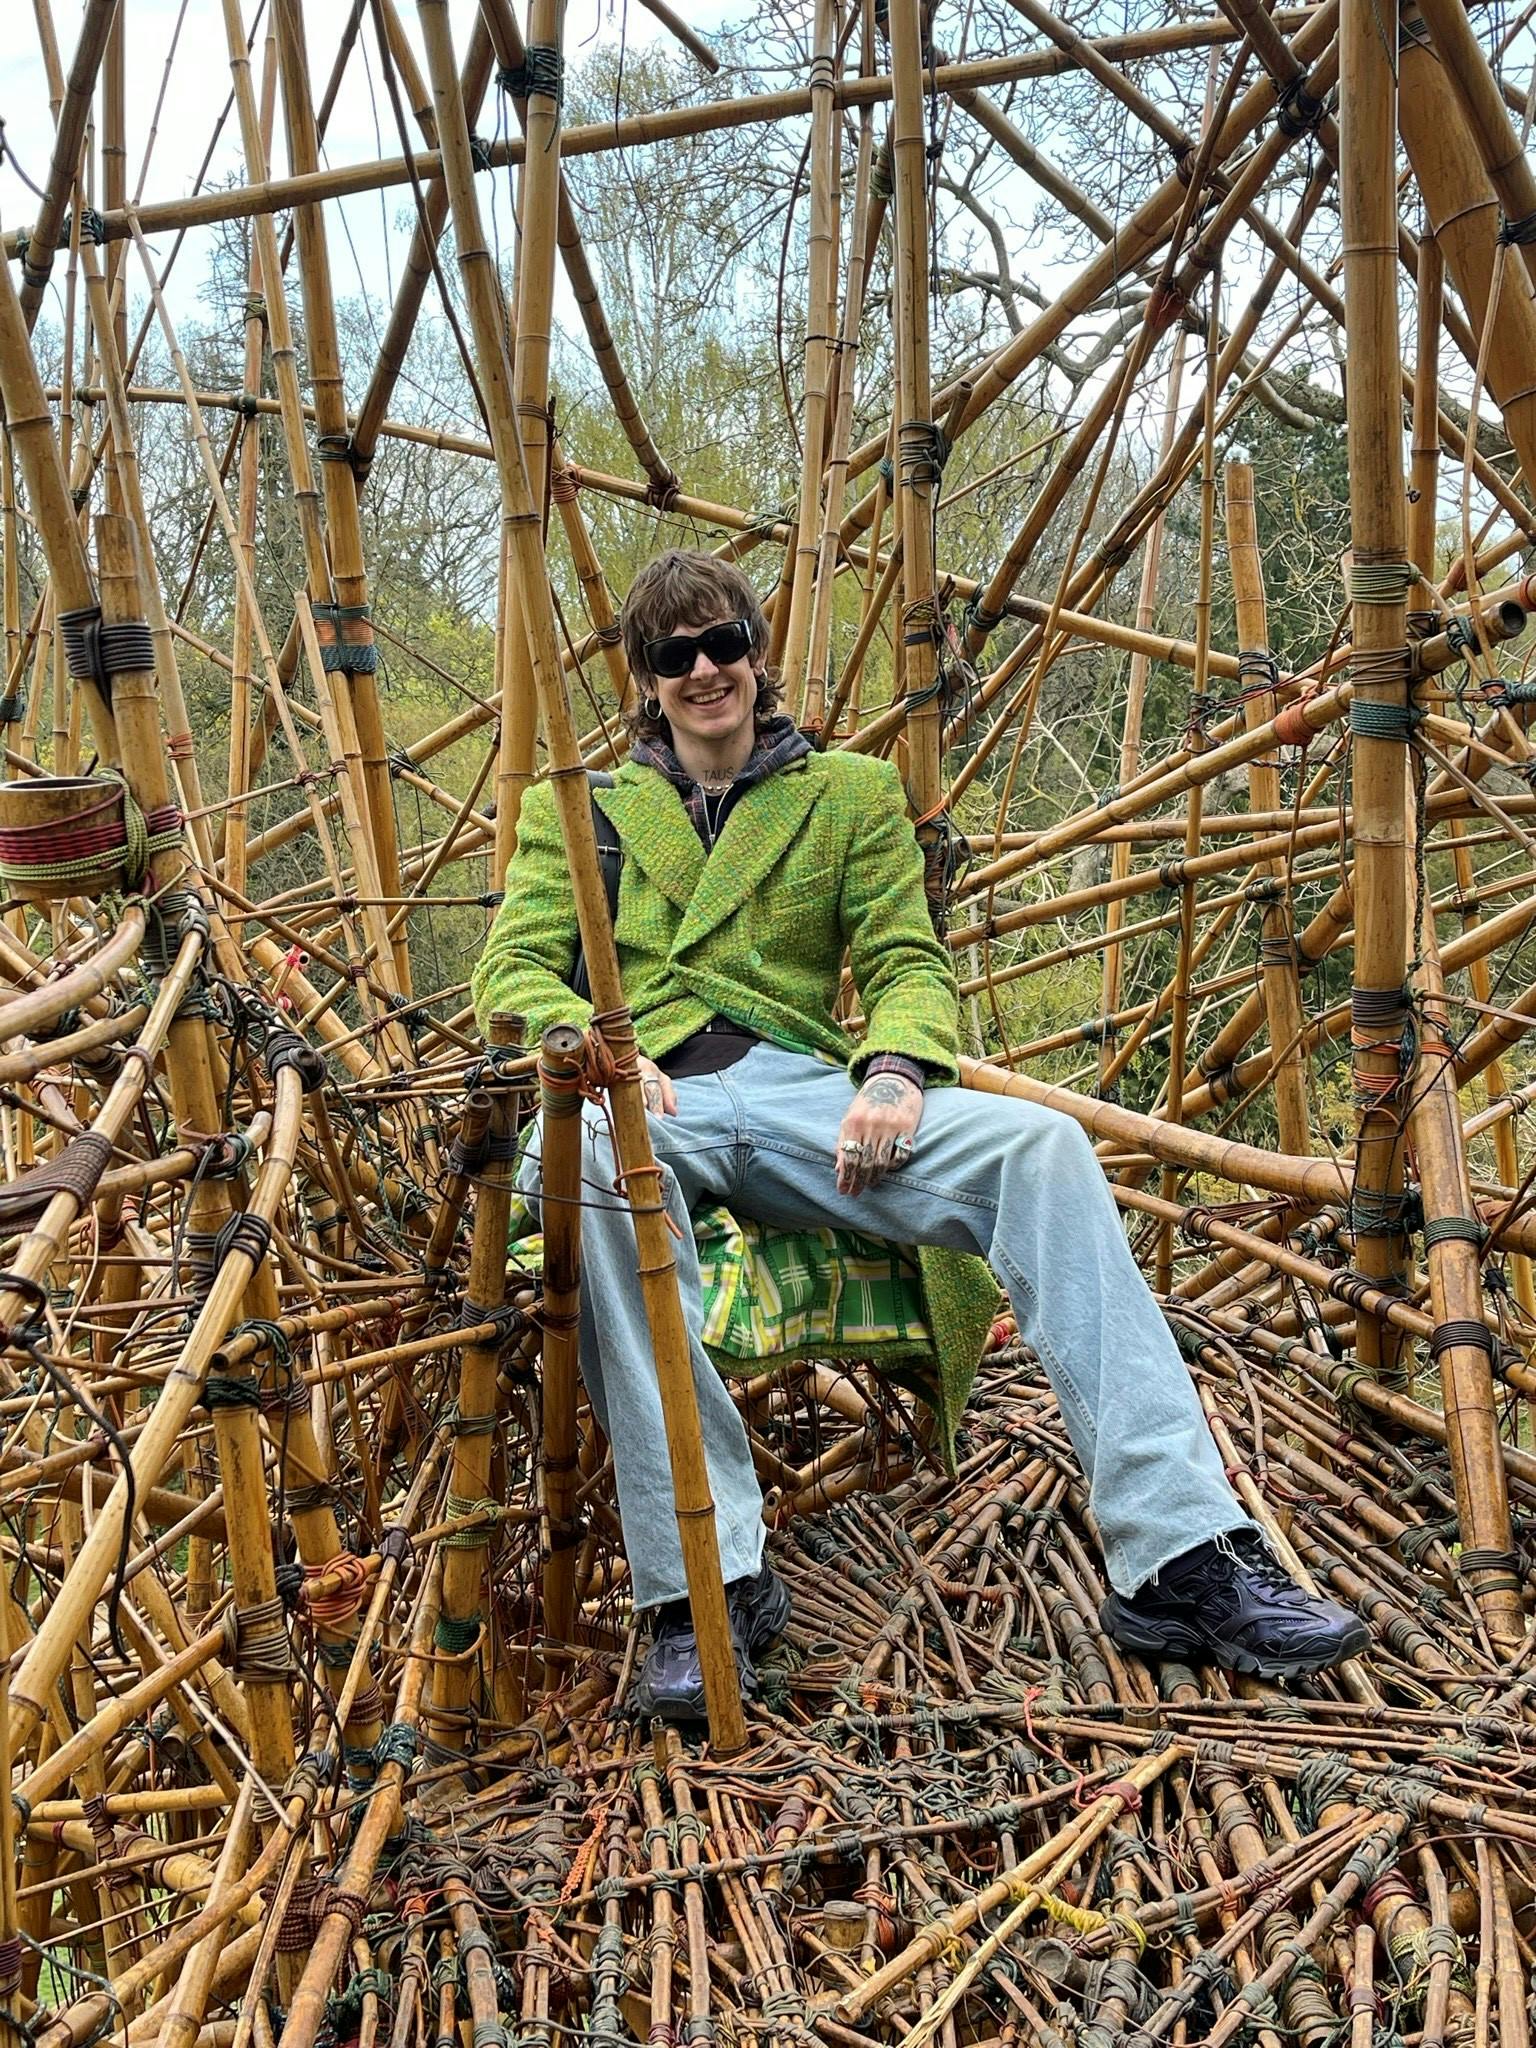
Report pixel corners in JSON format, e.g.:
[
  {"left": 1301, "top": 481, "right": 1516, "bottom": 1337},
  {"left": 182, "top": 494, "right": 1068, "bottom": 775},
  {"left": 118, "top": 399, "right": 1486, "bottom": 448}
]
[
  {"left": 415, "top": 0, "right": 745, "bottom": 1752},
  {"left": 1338, "top": 0, "right": 1412, "bottom": 1375},
  {"left": 535, "top": 1025, "right": 583, "bottom": 1666},
  {"left": 428, "top": 1033, "right": 516, "bottom": 1747},
  {"left": 491, "top": 0, "right": 566, "bottom": 880}
]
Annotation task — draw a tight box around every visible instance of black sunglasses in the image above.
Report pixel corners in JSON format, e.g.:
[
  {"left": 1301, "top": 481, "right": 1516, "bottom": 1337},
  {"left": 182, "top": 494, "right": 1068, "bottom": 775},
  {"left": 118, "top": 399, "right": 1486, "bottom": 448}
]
[{"left": 642, "top": 617, "right": 755, "bottom": 680}]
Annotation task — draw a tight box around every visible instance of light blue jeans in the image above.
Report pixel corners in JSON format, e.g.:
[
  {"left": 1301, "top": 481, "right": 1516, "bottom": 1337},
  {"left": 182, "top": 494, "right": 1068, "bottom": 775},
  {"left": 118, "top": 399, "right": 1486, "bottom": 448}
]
[{"left": 517, "top": 1044, "right": 1244, "bottom": 1608}]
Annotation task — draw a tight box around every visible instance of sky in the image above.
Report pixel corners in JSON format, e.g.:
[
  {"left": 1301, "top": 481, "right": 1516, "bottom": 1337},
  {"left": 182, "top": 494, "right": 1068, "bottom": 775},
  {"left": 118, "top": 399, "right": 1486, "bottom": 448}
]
[{"left": 0, "top": 0, "right": 744, "bottom": 327}]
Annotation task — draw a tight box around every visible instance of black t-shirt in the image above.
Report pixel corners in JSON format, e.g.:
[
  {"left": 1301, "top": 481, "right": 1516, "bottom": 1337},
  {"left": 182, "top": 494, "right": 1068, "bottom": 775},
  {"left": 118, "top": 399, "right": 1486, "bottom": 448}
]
[{"left": 654, "top": 777, "right": 760, "bottom": 1078}]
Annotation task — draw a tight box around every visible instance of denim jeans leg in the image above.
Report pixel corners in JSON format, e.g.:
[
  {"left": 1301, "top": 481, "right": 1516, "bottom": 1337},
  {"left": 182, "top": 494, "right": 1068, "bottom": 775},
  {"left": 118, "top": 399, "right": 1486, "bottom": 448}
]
[
  {"left": 517, "top": 1085, "right": 766, "bottom": 1609},
  {"left": 718, "top": 1047, "right": 1245, "bottom": 1594}
]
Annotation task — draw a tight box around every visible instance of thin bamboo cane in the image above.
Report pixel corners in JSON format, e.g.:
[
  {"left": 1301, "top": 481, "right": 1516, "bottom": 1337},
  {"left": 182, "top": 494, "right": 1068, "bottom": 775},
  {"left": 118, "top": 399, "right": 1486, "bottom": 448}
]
[
  {"left": 17, "top": 26, "right": 1309, "bottom": 253},
  {"left": 1154, "top": 254, "right": 1221, "bottom": 1293},
  {"left": 887, "top": 0, "right": 943, "bottom": 841},
  {"left": 778, "top": 0, "right": 842, "bottom": 704},
  {"left": 15, "top": 0, "right": 118, "bottom": 329},
  {"left": 1225, "top": 462, "right": 1310, "bottom": 1155},
  {"left": 272, "top": 0, "right": 408, "bottom": 988},
  {"left": 1098, "top": 333, "right": 1187, "bottom": 1089}
]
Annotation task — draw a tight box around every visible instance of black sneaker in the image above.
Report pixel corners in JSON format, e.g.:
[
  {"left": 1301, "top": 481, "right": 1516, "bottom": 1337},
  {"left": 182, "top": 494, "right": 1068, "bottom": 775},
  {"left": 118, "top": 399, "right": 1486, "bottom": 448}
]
[
  {"left": 630, "top": 1595, "right": 758, "bottom": 1724},
  {"left": 1100, "top": 1528, "right": 1369, "bottom": 1679},
  {"left": 729, "top": 1559, "right": 792, "bottom": 1653}
]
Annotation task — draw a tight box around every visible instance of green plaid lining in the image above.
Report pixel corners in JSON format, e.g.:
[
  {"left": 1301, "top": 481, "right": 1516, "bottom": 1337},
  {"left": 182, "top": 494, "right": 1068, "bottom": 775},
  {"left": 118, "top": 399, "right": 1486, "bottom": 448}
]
[
  {"left": 505, "top": 1194, "right": 997, "bottom": 1468},
  {"left": 693, "top": 1204, "right": 931, "bottom": 1358}
]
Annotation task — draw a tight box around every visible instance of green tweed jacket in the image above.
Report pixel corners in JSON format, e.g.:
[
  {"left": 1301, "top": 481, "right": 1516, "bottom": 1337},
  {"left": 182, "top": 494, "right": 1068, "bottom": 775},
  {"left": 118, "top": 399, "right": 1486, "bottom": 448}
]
[{"left": 471, "top": 750, "right": 962, "bottom": 1082}]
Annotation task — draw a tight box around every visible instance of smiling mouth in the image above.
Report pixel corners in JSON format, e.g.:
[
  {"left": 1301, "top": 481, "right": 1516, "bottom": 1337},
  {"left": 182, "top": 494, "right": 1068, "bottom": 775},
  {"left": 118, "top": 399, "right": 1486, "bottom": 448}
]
[{"left": 686, "top": 686, "right": 733, "bottom": 707}]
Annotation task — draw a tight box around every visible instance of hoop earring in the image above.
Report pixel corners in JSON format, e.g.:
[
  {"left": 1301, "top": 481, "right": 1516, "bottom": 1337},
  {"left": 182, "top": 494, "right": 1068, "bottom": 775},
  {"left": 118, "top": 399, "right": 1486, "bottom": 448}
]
[{"left": 642, "top": 694, "right": 662, "bottom": 721}]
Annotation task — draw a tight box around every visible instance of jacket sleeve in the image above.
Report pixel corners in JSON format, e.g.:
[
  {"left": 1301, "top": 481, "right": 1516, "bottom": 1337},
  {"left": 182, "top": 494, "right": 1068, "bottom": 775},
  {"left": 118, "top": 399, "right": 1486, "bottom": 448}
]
[
  {"left": 470, "top": 781, "right": 596, "bottom": 1044},
  {"left": 839, "top": 759, "right": 960, "bottom": 1085}
]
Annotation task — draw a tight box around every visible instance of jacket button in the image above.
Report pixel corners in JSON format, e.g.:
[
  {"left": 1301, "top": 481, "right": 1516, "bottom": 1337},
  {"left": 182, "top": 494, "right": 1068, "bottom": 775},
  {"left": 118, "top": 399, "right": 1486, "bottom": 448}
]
[{"left": 748, "top": 948, "right": 763, "bottom": 968}]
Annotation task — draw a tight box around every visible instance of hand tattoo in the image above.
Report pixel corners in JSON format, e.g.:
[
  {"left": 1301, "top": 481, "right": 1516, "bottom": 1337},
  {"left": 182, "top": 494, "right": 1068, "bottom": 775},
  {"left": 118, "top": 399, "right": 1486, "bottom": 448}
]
[{"left": 859, "top": 1074, "right": 920, "bottom": 1107}]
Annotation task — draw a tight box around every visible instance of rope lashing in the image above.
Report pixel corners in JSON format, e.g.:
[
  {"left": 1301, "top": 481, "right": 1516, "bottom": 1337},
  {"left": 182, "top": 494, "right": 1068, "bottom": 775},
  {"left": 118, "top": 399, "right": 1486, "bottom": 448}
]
[
  {"left": 1455, "top": 1547, "right": 1524, "bottom": 1595},
  {"left": 0, "top": 779, "right": 182, "bottom": 894},
  {"left": 212, "top": 1208, "right": 273, "bottom": 1273},
  {"left": 442, "top": 1494, "right": 502, "bottom": 1548},
  {"left": 1348, "top": 1185, "right": 1420, "bottom": 1239},
  {"left": 311, "top": 601, "right": 376, "bottom": 675},
  {"left": 549, "top": 465, "right": 581, "bottom": 503},
  {"left": 1485, "top": 676, "right": 1536, "bottom": 708},
  {"left": 1428, "top": 1318, "right": 1495, "bottom": 1359},
  {"left": 871, "top": 138, "right": 895, "bottom": 199},
  {"left": 897, "top": 418, "right": 950, "bottom": 490},
  {"left": 285, "top": 1480, "right": 338, "bottom": 1513},
  {"left": 902, "top": 595, "right": 942, "bottom": 652},
  {"left": 60, "top": 206, "right": 106, "bottom": 247},
  {"left": 1350, "top": 983, "right": 1414, "bottom": 1107},
  {"left": 1347, "top": 558, "right": 1418, "bottom": 606},
  {"left": 1349, "top": 696, "right": 1417, "bottom": 745},
  {"left": 302, "top": 1552, "right": 371, "bottom": 1626},
  {"left": 434, "top": 1610, "right": 484, "bottom": 1655},
  {"left": 1349, "top": 644, "right": 1417, "bottom": 697},
  {"left": 13, "top": 232, "right": 53, "bottom": 292},
  {"left": 496, "top": 44, "right": 565, "bottom": 103},
  {"left": 264, "top": 1030, "right": 327, "bottom": 1093},
  {"left": 222, "top": 1595, "right": 294, "bottom": 1681},
  {"left": 0, "top": 1130, "right": 112, "bottom": 1235},
  {"left": 1236, "top": 647, "right": 1280, "bottom": 689},
  {"left": 200, "top": 1373, "right": 262, "bottom": 1412},
  {"left": 0, "top": 689, "right": 26, "bottom": 725},
  {"left": 1398, "top": 1512, "right": 1461, "bottom": 1566},
  {"left": 964, "top": 592, "right": 1006, "bottom": 640},
  {"left": 1421, "top": 1214, "right": 1487, "bottom": 1249},
  {"left": 1499, "top": 208, "right": 1536, "bottom": 245},
  {"left": 1275, "top": 75, "right": 1328, "bottom": 136},
  {"left": 1272, "top": 688, "right": 1325, "bottom": 746},
  {"left": 58, "top": 606, "right": 153, "bottom": 692}
]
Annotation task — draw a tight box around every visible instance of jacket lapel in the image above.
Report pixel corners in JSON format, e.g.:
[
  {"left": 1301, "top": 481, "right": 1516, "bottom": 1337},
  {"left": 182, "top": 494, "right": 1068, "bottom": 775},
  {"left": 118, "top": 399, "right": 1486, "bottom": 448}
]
[
  {"left": 673, "top": 760, "right": 824, "bottom": 949},
  {"left": 595, "top": 768, "right": 703, "bottom": 912}
]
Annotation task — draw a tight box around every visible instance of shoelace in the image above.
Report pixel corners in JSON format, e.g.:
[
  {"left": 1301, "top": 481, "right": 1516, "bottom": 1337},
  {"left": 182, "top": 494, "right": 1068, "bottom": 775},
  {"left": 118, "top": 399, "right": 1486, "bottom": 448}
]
[{"left": 1208, "top": 1542, "right": 1316, "bottom": 1606}]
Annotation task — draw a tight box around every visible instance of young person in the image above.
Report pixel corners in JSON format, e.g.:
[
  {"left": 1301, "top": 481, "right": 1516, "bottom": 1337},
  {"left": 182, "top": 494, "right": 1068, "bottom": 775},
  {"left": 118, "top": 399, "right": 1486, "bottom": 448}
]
[{"left": 473, "top": 550, "right": 1367, "bottom": 1719}]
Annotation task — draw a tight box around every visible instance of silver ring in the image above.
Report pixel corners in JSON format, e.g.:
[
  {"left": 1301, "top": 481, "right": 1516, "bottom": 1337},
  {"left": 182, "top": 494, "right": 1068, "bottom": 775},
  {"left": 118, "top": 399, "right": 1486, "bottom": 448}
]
[
  {"left": 892, "top": 1133, "right": 914, "bottom": 1158},
  {"left": 840, "top": 1139, "right": 863, "bottom": 1157}
]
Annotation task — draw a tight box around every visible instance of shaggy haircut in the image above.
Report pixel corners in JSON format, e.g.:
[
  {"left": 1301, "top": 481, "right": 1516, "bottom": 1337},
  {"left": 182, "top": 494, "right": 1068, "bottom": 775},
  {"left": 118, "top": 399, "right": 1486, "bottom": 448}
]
[{"left": 620, "top": 550, "right": 783, "bottom": 740}]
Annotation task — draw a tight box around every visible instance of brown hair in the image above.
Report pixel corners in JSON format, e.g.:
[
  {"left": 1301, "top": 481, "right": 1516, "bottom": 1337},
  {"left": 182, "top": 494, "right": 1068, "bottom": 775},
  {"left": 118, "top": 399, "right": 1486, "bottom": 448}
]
[{"left": 620, "top": 549, "right": 783, "bottom": 739}]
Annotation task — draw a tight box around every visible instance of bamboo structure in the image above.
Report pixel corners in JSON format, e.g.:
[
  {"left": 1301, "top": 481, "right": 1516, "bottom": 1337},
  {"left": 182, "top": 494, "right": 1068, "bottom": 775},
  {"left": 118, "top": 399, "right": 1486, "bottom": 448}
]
[{"left": 5, "top": 0, "right": 1536, "bottom": 2039}]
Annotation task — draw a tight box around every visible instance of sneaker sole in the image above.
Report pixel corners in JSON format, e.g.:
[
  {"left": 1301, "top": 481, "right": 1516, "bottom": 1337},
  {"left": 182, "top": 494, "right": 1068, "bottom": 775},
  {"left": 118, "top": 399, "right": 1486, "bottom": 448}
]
[
  {"left": 629, "top": 1684, "right": 709, "bottom": 1724},
  {"left": 1103, "top": 1604, "right": 1371, "bottom": 1681}
]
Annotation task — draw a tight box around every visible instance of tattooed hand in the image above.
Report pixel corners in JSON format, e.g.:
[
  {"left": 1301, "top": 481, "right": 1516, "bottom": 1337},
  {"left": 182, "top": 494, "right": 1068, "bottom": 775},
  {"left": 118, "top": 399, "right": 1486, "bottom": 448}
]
[
  {"left": 835, "top": 1069, "right": 923, "bottom": 1195},
  {"left": 638, "top": 1055, "right": 677, "bottom": 1118}
]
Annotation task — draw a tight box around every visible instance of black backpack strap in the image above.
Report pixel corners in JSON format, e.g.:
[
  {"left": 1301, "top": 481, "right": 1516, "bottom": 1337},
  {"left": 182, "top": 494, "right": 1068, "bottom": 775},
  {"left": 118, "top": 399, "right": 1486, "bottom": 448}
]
[{"left": 571, "top": 771, "right": 621, "bottom": 1003}]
